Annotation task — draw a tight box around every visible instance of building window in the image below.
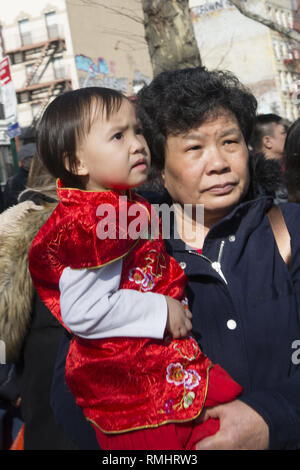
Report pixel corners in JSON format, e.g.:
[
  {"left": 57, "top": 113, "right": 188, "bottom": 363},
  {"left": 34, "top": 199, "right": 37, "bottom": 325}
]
[
  {"left": 18, "top": 19, "right": 32, "bottom": 46},
  {"left": 287, "top": 11, "right": 294, "bottom": 28},
  {"left": 53, "top": 57, "right": 65, "bottom": 79},
  {"left": 275, "top": 10, "right": 281, "bottom": 25},
  {"left": 10, "top": 51, "right": 23, "bottom": 65},
  {"left": 281, "top": 12, "right": 288, "bottom": 28},
  {"left": 279, "top": 71, "right": 287, "bottom": 92},
  {"left": 31, "top": 102, "right": 41, "bottom": 119},
  {"left": 273, "top": 41, "right": 281, "bottom": 60},
  {"left": 0, "top": 102, "right": 5, "bottom": 120},
  {"left": 266, "top": 5, "right": 273, "bottom": 20},
  {"left": 280, "top": 41, "right": 288, "bottom": 59},
  {"left": 18, "top": 91, "right": 29, "bottom": 103},
  {"left": 45, "top": 12, "right": 58, "bottom": 39}
]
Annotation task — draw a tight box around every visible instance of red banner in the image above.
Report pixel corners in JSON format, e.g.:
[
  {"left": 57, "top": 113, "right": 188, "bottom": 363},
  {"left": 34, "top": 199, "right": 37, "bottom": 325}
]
[
  {"left": 0, "top": 56, "right": 17, "bottom": 122},
  {"left": 0, "top": 57, "right": 12, "bottom": 86}
]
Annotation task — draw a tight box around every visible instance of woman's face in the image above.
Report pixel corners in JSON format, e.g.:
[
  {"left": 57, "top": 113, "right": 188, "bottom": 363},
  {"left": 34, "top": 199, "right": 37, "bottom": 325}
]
[{"left": 162, "top": 111, "right": 250, "bottom": 225}]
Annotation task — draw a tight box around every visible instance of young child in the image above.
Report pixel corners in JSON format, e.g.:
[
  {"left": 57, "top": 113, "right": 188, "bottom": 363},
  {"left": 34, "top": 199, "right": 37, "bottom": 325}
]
[{"left": 28, "top": 87, "right": 242, "bottom": 450}]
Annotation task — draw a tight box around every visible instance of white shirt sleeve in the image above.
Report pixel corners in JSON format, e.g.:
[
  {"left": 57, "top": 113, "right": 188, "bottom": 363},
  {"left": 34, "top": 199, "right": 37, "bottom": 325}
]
[{"left": 59, "top": 258, "right": 168, "bottom": 340}]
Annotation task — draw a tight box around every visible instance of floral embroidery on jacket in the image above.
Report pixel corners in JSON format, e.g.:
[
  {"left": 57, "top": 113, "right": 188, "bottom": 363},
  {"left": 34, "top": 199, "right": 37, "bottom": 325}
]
[
  {"left": 166, "top": 363, "right": 201, "bottom": 390},
  {"left": 163, "top": 362, "right": 201, "bottom": 414},
  {"left": 128, "top": 248, "right": 167, "bottom": 291},
  {"left": 128, "top": 267, "right": 155, "bottom": 292}
]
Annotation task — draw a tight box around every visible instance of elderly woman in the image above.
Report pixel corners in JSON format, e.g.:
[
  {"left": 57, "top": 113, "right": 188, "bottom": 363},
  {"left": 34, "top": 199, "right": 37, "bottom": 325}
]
[
  {"left": 51, "top": 67, "right": 300, "bottom": 450},
  {"left": 136, "top": 67, "right": 300, "bottom": 450}
]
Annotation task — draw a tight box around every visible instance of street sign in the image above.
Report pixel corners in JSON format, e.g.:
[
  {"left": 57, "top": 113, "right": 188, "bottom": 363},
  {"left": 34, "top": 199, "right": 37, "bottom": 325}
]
[{"left": 7, "top": 122, "right": 21, "bottom": 138}]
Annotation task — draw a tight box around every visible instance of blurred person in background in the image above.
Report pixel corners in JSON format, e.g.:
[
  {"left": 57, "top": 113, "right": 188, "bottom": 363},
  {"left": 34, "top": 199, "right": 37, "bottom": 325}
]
[
  {"left": 249, "top": 114, "right": 288, "bottom": 165},
  {"left": 249, "top": 114, "right": 289, "bottom": 203},
  {"left": 2, "top": 143, "right": 35, "bottom": 211}
]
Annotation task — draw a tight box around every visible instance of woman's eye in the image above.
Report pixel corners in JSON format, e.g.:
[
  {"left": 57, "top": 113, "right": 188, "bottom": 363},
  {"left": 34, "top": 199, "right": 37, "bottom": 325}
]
[
  {"left": 224, "top": 140, "right": 237, "bottom": 145},
  {"left": 188, "top": 145, "right": 201, "bottom": 151},
  {"left": 113, "top": 132, "right": 123, "bottom": 140},
  {"left": 135, "top": 127, "right": 143, "bottom": 135}
]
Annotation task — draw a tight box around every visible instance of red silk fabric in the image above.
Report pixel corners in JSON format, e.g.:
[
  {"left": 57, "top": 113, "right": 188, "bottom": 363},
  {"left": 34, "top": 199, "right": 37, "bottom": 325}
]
[
  {"left": 95, "top": 364, "right": 242, "bottom": 450},
  {"left": 29, "top": 180, "right": 242, "bottom": 435}
]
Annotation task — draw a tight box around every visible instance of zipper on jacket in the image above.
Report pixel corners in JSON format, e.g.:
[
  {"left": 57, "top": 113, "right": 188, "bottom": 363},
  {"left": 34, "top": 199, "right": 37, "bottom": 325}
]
[{"left": 188, "top": 240, "right": 228, "bottom": 284}]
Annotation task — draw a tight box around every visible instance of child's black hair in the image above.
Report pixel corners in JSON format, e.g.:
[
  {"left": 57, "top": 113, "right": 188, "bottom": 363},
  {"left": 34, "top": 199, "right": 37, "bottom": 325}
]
[{"left": 37, "top": 87, "right": 126, "bottom": 188}]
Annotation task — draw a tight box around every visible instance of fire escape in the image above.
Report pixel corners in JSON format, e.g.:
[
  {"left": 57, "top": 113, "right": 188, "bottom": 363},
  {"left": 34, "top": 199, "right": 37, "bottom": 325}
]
[{"left": 6, "top": 33, "right": 72, "bottom": 127}]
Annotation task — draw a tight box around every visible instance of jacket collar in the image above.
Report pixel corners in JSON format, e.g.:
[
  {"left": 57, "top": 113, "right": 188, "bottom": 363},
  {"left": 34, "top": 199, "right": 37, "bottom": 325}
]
[
  {"left": 56, "top": 179, "right": 136, "bottom": 207},
  {"left": 165, "top": 193, "right": 274, "bottom": 254}
]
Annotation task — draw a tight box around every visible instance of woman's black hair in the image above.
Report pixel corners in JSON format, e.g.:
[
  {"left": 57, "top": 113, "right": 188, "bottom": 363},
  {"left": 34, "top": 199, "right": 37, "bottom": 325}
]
[
  {"left": 37, "top": 87, "right": 125, "bottom": 189},
  {"left": 137, "top": 66, "right": 257, "bottom": 170},
  {"left": 283, "top": 118, "right": 300, "bottom": 203}
]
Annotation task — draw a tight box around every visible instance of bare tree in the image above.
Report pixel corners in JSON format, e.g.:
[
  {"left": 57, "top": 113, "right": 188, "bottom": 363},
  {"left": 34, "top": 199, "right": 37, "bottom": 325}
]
[
  {"left": 77, "top": 0, "right": 144, "bottom": 24},
  {"left": 229, "top": 0, "right": 300, "bottom": 43},
  {"left": 141, "top": 0, "right": 201, "bottom": 76},
  {"left": 78, "top": 0, "right": 201, "bottom": 76}
]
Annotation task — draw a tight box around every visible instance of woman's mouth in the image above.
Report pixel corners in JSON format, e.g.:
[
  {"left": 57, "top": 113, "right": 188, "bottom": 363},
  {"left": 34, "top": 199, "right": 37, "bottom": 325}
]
[{"left": 206, "top": 182, "right": 237, "bottom": 195}]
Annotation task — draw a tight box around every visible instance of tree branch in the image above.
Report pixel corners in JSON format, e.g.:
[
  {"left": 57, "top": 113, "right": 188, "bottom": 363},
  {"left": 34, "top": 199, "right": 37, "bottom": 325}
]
[
  {"left": 229, "top": 0, "right": 300, "bottom": 43},
  {"left": 77, "top": 0, "right": 144, "bottom": 24},
  {"left": 215, "top": 32, "right": 235, "bottom": 68}
]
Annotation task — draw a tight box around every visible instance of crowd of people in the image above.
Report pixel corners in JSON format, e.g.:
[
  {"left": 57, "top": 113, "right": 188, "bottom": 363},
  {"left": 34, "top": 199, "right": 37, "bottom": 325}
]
[{"left": 0, "top": 65, "right": 300, "bottom": 450}]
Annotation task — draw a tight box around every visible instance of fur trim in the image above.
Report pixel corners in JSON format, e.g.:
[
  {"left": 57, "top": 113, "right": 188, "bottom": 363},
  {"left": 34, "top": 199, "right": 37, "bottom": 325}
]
[
  {"left": 0, "top": 202, "right": 56, "bottom": 363},
  {"left": 0, "top": 201, "right": 43, "bottom": 237}
]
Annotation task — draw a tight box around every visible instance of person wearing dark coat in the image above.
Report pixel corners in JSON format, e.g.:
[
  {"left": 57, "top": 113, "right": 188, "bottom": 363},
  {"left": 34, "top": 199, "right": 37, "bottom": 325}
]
[
  {"left": 249, "top": 115, "right": 289, "bottom": 204},
  {"left": 49, "top": 67, "right": 300, "bottom": 450},
  {"left": 0, "top": 364, "right": 22, "bottom": 449},
  {"left": 2, "top": 143, "right": 35, "bottom": 211}
]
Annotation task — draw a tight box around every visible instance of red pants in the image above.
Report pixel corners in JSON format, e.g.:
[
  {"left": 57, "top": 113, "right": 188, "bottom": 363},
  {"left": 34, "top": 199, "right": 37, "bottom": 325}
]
[{"left": 95, "top": 364, "right": 242, "bottom": 450}]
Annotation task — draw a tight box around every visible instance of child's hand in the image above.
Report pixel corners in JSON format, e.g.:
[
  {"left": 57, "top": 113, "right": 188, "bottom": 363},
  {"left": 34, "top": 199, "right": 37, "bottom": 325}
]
[{"left": 164, "top": 296, "right": 193, "bottom": 338}]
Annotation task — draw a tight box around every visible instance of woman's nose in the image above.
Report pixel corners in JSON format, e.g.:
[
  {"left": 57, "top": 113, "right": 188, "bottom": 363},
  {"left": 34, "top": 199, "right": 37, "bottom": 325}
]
[{"left": 206, "top": 147, "right": 230, "bottom": 173}]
